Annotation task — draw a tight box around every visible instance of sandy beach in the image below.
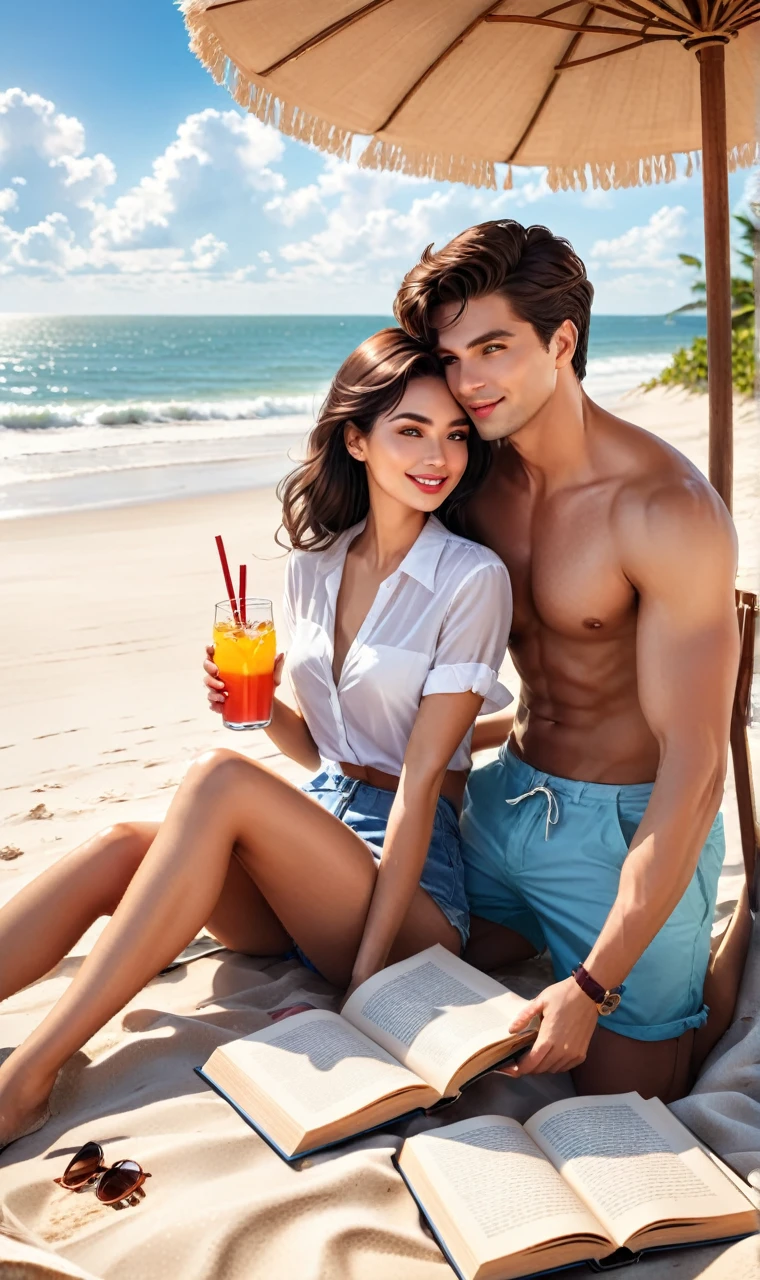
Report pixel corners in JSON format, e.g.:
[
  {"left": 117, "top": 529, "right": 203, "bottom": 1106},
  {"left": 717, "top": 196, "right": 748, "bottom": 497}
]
[{"left": 1, "top": 386, "right": 758, "bottom": 1279}]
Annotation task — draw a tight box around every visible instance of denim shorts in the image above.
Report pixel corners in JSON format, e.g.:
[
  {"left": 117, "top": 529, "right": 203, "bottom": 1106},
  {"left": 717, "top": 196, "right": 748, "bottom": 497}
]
[
  {"left": 299, "top": 767, "right": 470, "bottom": 949},
  {"left": 460, "top": 745, "right": 725, "bottom": 1042}
]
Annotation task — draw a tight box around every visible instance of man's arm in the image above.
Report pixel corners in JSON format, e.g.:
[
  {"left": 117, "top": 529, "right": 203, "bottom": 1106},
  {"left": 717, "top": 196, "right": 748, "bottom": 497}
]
[
  {"left": 508, "top": 474, "right": 738, "bottom": 1074},
  {"left": 583, "top": 476, "right": 738, "bottom": 989},
  {"left": 471, "top": 708, "right": 515, "bottom": 753}
]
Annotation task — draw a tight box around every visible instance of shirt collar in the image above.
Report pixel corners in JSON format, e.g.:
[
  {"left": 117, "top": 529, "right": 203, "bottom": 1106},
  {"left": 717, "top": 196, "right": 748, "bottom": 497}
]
[
  {"left": 316, "top": 514, "right": 449, "bottom": 593},
  {"left": 315, "top": 519, "right": 367, "bottom": 578},
  {"left": 397, "top": 515, "right": 449, "bottom": 591}
]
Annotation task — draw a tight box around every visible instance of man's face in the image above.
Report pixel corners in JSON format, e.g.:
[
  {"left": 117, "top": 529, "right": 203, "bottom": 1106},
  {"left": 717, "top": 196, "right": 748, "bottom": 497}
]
[{"left": 433, "top": 293, "right": 570, "bottom": 442}]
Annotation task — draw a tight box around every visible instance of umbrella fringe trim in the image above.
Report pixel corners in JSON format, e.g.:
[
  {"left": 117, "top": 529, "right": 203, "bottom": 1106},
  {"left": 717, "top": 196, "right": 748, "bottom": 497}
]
[
  {"left": 546, "top": 141, "right": 759, "bottom": 191},
  {"left": 358, "top": 139, "right": 497, "bottom": 189},
  {"left": 183, "top": 9, "right": 355, "bottom": 159},
  {"left": 183, "top": 1, "right": 760, "bottom": 190}
]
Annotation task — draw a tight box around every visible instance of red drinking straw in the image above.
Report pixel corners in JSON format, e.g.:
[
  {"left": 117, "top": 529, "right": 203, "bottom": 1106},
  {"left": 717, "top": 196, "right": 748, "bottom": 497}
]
[
  {"left": 239, "top": 564, "right": 247, "bottom": 625},
  {"left": 215, "top": 535, "right": 240, "bottom": 624}
]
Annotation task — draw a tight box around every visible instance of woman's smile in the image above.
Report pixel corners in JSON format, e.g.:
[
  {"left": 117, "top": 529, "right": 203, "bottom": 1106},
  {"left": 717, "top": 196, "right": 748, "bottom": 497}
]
[{"left": 406, "top": 472, "right": 448, "bottom": 494}]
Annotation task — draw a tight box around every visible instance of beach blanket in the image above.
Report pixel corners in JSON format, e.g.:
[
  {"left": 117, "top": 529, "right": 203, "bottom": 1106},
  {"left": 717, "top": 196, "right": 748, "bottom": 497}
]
[{"left": 0, "top": 921, "right": 757, "bottom": 1280}]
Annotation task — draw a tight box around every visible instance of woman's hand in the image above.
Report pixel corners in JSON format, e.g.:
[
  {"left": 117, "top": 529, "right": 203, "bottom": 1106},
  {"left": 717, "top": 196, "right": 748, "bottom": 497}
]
[
  {"left": 204, "top": 645, "right": 226, "bottom": 714},
  {"left": 203, "top": 646, "right": 284, "bottom": 714}
]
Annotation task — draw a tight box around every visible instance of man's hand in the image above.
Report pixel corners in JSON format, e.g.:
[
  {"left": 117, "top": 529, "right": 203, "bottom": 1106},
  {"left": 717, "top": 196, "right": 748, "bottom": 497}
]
[{"left": 501, "top": 978, "right": 599, "bottom": 1076}]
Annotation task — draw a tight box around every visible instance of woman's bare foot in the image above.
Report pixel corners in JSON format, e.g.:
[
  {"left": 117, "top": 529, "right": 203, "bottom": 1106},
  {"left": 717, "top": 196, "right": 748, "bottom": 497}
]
[{"left": 0, "top": 1051, "right": 56, "bottom": 1150}]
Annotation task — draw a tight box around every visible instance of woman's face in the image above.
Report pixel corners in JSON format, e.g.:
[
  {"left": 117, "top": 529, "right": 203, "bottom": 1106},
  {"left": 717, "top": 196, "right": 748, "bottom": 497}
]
[{"left": 345, "top": 376, "right": 472, "bottom": 514}]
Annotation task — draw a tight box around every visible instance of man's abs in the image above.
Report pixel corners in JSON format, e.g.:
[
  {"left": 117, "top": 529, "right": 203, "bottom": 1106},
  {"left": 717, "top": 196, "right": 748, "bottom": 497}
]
[{"left": 509, "top": 628, "right": 660, "bottom": 784}]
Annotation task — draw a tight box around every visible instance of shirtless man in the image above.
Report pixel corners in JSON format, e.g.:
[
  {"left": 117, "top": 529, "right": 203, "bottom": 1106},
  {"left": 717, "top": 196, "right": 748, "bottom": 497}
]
[{"left": 394, "top": 219, "right": 745, "bottom": 1103}]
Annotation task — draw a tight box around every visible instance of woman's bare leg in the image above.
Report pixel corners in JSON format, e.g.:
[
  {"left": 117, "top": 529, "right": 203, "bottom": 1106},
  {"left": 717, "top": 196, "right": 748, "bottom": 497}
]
[
  {"left": 0, "top": 749, "right": 458, "bottom": 1142},
  {"left": 0, "top": 823, "right": 158, "bottom": 1002},
  {"left": 0, "top": 822, "right": 287, "bottom": 1003}
]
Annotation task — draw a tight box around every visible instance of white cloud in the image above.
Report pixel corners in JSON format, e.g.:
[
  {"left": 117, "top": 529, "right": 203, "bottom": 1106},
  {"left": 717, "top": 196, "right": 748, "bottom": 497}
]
[
  {"left": 0, "top": 88, "right": 85, "bottom": 162},
  {"left": 581, "top": 187, "right": 615, "bottom": 210},
  {"left": 265, "top": 182, "right": 323, "bottom": 226},
  {"left": 272, "top": 162, "right": 453, "bottom": 285},
  {"left": 190, "top": 232, "right": 227, "bottom": 270},
  {"left": 52, "top": 152, "right": 117, "bottom": 204},
  {"left": 257, "top": 249, "right": 272, "bottom": 262},
  {"left": 0, "top": 93, "right": 291, "bottom": 284},
  {"left": 589, "top": 205, "right": 688, "bottom": 269},
  {"left": 9, "top": 212, "right": 83, "bottom": 272},
  {"left": 0, "top": 88, "right": 118, "bottom": 221},
  {"left": 90, "top": 109, "right": 284, "bottom": 251},
  {"left": 603, "top": 271, "right": 680, "bottom": 293}
]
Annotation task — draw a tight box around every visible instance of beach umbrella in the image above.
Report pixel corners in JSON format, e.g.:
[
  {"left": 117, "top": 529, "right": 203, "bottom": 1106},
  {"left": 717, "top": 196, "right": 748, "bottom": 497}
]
[{"left": 182, "top": 0, "right": 759, "bottom": 515}]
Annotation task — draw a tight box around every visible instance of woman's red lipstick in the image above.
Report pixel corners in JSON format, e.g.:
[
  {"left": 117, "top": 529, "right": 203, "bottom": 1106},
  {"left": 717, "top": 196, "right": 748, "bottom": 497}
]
[{"left": 406, "top": 473, "right": 447, "bottom": 494}]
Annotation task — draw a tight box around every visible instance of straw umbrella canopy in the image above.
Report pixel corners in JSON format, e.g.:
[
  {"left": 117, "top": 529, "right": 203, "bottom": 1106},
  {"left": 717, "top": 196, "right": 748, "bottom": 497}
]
[{"left": 182, "top": 0, "right": 759, "bottom": 513}]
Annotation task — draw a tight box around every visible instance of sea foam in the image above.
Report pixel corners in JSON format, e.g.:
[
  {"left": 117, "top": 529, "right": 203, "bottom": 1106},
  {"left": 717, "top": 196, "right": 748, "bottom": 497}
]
[{"left": 0, "top": 393, "right": 321, "bottom": 431}]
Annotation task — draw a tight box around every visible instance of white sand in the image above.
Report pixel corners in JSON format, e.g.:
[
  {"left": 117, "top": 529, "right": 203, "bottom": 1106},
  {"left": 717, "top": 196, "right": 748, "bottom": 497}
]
[{"left": 0, "top": 387, "right": 758, "bottom": 1278}]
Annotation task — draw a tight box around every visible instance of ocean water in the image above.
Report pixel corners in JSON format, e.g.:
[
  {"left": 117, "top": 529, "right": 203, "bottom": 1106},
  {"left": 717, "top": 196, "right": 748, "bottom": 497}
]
[{"left": 0, "top": 313, "right": 707, "bottom": 518}]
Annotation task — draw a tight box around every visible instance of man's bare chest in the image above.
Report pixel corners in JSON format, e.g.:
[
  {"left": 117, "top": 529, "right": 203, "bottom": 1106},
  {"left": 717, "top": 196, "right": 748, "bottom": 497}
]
[{"left": 470, "top": 486, "right": 636, "bottom": 642}]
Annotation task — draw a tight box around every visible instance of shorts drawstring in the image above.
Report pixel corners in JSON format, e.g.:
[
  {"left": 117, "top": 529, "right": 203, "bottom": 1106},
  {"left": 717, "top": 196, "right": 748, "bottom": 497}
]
[{"left": 506, "top": 785, "right": 559, "bottom": 841}]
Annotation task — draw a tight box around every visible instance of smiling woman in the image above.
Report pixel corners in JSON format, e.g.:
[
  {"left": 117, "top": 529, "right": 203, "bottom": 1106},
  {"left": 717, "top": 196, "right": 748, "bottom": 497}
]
[
  {"left": 0, "top": 322, "right": 514, "bottom": 1153},
  {"left": 278, "top": 326, "right": 491, "bottom": 550}
]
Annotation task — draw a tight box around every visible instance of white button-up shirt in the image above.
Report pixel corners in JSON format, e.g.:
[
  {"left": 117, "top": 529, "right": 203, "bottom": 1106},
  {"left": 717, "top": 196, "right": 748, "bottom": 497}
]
[{"left": 284, "top": 515, "right": 513, "bottom": 774}]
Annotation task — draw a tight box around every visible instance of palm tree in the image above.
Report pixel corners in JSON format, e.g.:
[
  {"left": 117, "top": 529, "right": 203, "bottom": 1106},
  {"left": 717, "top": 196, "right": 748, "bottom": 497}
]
[{"left": 669, "top": 213, "right": 757, "bottom": 328}]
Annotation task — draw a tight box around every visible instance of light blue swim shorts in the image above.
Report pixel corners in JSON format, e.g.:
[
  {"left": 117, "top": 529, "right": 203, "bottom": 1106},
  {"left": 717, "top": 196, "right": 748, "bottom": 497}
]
[{"left": 460, "top": 745, "right": 725, "bottom": 1042}]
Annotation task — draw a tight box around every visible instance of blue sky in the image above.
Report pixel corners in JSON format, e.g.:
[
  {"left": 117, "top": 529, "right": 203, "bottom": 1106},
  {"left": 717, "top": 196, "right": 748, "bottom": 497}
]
[{"left": 0, "top": 0, "right": 754, "bottom": 315}]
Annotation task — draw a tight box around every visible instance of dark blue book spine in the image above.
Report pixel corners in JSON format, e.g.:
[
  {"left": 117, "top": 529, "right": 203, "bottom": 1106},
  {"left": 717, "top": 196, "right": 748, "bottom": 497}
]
[{"left": 194, "top": 1066, "right": 426, "bottom": 1163}]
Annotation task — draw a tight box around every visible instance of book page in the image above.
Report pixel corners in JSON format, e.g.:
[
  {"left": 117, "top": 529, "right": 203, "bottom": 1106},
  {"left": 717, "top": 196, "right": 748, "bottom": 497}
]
[
  {"left": 219, "top": 1010, "right": 429, "bottom": 1127},
  {"left": 343, "top": 945, "right": 529, "bottom": 1094},
  {"left": 400, "top": 1115, "right": 611, "bottom": 1268},
  {"left": 526, "top": 1092, "right": 753, "bottom": 1247}
]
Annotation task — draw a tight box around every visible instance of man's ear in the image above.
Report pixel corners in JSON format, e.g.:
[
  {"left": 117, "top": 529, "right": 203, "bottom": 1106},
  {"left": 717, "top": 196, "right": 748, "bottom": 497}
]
[
  {"left": 344, "top": 421, "right": 366, "bottom": 462},
  {"left": 553, "top": 320, "right": 578, "bottom": 370}
]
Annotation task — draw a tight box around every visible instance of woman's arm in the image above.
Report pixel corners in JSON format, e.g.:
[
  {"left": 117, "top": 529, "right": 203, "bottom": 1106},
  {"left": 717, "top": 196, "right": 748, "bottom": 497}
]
[
  {"left": 471, "top": 708, "right": 515, "bottom": 754},
  {"left": 204, "top": 648, "right": 320, "bottom": 772},
  {"left": 263, "top": 689, "right": 321, "bottom": 772},
  {"left": 349, "top": 689, "right": 483, "bottom": 991}
]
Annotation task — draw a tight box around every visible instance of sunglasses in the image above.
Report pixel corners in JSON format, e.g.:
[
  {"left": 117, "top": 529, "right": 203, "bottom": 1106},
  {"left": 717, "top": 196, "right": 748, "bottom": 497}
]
[{"left": 54, "top": 1141, "right": 151, "bottom": 1206}]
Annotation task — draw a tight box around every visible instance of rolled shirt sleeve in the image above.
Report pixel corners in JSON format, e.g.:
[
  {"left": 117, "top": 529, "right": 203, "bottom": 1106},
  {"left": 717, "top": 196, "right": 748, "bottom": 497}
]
[{"left": 421, "top": 560, "right": 513, "bottom": 714}]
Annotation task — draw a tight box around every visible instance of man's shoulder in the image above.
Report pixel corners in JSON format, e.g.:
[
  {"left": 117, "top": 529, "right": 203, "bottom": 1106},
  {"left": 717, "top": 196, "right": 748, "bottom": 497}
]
[
  {"left": 602, "top": 425, "right": 737, "bottom": 584},
  {"left": 599, "top": 407, "right": 730, "bottom": 532}
]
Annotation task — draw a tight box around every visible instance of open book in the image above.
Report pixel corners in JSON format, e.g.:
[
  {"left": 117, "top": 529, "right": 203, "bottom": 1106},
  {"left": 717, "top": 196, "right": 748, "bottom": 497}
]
[
  {"left": 396, "top": 1092, "right": 758, "bottom": 1280},
  {"left": 196, "top": 945, "right": 537, "bottom": 1159}
]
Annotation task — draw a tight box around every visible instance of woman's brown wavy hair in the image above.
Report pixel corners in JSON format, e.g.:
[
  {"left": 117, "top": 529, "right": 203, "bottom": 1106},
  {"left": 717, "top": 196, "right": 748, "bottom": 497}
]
[{"left": 278, "top": 327, "right": 491, "bottom": 552}]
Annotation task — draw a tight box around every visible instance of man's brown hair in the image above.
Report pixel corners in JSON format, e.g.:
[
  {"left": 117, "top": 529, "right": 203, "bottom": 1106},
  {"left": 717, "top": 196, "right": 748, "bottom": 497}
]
[{"left": 394, "top": 220, "right": 595, "bottom": 380}]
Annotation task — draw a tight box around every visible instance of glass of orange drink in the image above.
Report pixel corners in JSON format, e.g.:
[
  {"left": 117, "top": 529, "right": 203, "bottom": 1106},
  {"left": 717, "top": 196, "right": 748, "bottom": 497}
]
[{"left": 213, "top": 598, "right": 276, "bottom": 730}]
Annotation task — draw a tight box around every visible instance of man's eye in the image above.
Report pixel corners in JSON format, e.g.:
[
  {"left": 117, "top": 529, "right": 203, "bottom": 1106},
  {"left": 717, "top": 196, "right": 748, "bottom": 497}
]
[
  {"left": 440, "top": 355, "right": 457, "bottom": 366},
  {"left": 483, "top": 344, "right": 504, "bottom": 355}
]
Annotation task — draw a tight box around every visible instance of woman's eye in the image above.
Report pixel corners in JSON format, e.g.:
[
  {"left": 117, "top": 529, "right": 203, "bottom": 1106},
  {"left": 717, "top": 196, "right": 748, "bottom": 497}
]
[
  {"left": 448, "top": 431, "right": 468, "bottom": 441},
  {"left": 399, "top": 427, "right": 422, "bottom": 436}
]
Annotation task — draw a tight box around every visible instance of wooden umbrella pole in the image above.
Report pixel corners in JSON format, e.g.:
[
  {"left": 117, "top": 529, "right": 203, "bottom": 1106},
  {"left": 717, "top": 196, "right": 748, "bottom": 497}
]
[{"left": 697, "top": 43, "right": 733, "bottom": 512}]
